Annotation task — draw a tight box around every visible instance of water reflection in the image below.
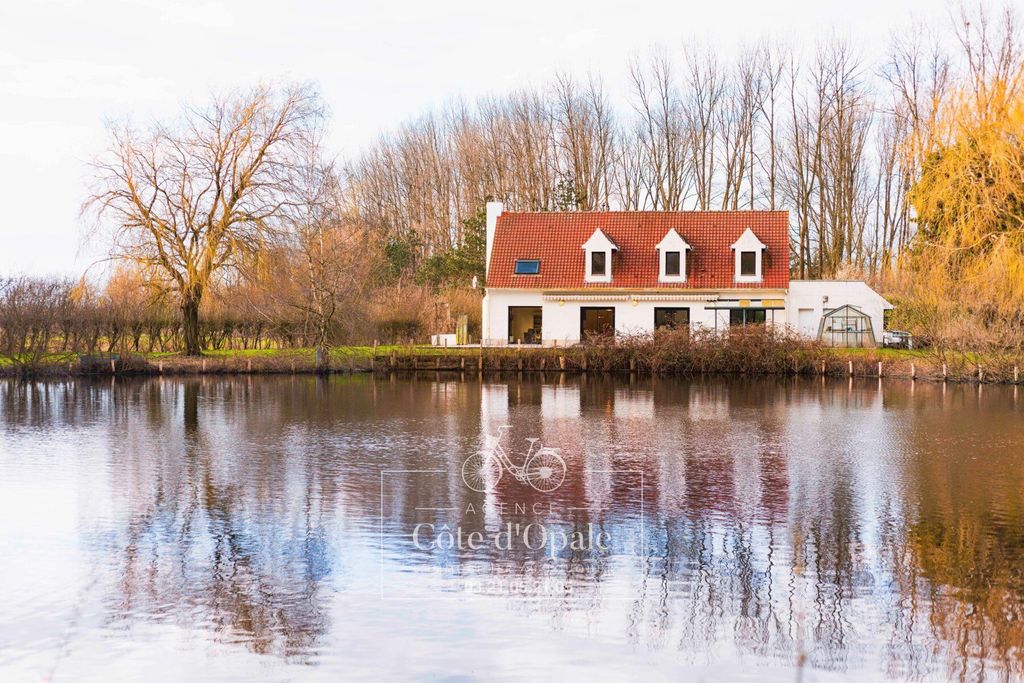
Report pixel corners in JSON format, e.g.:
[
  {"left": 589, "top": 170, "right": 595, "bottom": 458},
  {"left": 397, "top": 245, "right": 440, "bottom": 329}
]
[{"left": 1, "top": 374, "right": 1022, "bottom": 681}]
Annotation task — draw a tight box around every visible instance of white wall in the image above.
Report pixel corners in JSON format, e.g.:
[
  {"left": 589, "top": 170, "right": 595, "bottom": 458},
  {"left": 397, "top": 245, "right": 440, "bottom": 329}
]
[
  {"left": 482, "top": 288, "right": 788, "bottom": 345},
  {"left": 785, "top": 280, "right": 892, "bottom": 344}
]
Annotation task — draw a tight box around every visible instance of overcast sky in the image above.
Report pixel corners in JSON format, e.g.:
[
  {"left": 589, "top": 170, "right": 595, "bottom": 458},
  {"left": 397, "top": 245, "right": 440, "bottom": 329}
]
[{"left": 1, "top": 0, "right": 947, "bottom": 278}]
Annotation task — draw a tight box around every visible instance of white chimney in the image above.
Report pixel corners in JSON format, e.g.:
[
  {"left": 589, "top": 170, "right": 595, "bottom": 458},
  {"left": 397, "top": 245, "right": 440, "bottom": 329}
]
[{"left": 485, "top": 201, "right": 504, "bottom": 276}]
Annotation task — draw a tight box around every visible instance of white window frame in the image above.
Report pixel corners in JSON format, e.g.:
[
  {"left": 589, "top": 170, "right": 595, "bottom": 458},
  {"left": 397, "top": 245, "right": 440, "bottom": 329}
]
[
  {"left": 731, "top": 228, "right": 766, "bottom": 284},
  {"left": 656, "top": 229, "right": 691, "bottom": 283},
  {"left": 582, "top": 228, "right": 617, "bottom": 283}
]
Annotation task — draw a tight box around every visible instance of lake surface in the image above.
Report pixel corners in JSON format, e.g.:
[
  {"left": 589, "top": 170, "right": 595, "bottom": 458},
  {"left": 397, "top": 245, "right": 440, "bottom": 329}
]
[{"left": 1, "top": 374, "right": 1023, "bottom": 682}]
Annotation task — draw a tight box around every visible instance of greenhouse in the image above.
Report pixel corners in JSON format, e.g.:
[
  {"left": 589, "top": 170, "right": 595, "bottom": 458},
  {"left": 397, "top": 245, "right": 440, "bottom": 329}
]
[{"left": 817, "top": 304, "right": 876, "bottom": 348}]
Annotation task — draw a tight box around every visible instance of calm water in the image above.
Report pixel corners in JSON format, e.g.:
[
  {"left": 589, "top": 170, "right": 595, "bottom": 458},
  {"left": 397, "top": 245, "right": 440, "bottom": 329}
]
[{"left": 1, "top": 374, "right": 1023, "bottom": 682}]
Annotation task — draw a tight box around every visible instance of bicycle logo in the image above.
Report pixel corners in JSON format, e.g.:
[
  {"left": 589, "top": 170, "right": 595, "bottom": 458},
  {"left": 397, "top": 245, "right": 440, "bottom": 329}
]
[{"left": 462, "top": 425, "right": 567, "bottom": 493}]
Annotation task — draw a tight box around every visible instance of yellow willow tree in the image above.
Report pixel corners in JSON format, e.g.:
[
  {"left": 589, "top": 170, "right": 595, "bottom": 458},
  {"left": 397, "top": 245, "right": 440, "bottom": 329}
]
[
  {"left": 904, "top": 7, "right": 1024, "bottom": 345},
  {"left": 84, "top": 83, "right": 324, "bottom": 355}
]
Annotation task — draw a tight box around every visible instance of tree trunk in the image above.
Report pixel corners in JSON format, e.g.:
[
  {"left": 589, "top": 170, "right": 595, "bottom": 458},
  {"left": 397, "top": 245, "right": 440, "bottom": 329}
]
[
  {"left": 315, "top": 345, "right": 329, "bottom": 374},
  {"left": 181, "top": 297, "right": 202, "bottom": 356}
]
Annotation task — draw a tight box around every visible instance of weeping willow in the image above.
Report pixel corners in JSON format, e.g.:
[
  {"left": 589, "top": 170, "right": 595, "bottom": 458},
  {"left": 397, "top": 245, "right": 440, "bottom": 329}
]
[{"left": 904, "top": 80, "right": 1024, "bottom": 344}]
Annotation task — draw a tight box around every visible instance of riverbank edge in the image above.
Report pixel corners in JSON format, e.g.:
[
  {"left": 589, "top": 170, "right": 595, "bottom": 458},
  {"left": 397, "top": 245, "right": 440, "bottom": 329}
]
[{"left": 2, "top": 347, "right": 1021, "bottom": 384}]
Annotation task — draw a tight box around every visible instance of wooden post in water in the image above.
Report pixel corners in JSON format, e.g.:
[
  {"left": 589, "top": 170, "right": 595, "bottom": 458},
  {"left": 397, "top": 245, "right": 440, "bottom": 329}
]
[
  {"left": 911, "top": 362, "right": 916, "bottom": 380},
  {"left": 247, "top": 359, "right": 252, "bottom": 373},
  {"left": 460, "top": 356, "right": 465, "bottom": 370},
  {"left": 1015, "top": 365, "right": 1020, "bottom": 383},
  {"left": 110, "top": 358, "right": 116, "bottom": 373},
  {"left": 820, "top": 360, "right": 826, "bottom": 375},
  {"left": 158, "top": 361, "right": 163, "bottom": 374},
  {"left": 630, "top": 358, "right": 637, "bottom": 372},
  {"left": 848, "top": 360, "right": 853, "bottom": 377},
  {"left": 202, "top": 359, "right": 206, "bottom": 373},
  {"left": 877, "top": 361, "right": 882, "bottom": 378},
  {"left": 942, "top": 363, "right": 947, "bottom": 381},
  {"left": 978, "top": 365, "right": 983, "bottom": 382}
]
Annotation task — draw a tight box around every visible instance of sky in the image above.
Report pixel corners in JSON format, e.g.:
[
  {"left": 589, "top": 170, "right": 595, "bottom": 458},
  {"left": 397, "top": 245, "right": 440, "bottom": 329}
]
[{"left": 0, "top": 0, "right": 948, "bottom": 278}]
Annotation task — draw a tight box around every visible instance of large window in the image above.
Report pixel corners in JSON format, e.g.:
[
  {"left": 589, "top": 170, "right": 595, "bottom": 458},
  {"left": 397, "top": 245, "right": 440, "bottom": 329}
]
[
  {"left": 655, "top": 307, "right": 689, "bottom": 330},
  {"left": 729, "top": 308, "right": 766, "bottom": 326},
  {"left": 514, "top": 259, "right": 540, "bottom": 275},
  {"left": 580, "top": 307, "right": 615, "bottom": 340},
  {"left": 740, "top": 251, "right": 757, "bottom": 276},
  {"left": 508, "top": 306, "right": 542, "bottom": 344},
  {"left": 664, "top": 251, "right": 681, "bottom": 276},
  {"left": 590, "top": 251, "right": 606, "bottom": 276}
]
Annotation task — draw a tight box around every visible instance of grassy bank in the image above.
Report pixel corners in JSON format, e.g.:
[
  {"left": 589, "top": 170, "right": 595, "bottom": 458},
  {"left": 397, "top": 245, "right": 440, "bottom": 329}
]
[{"left": 3, "top": 329, "right": 1022, "bottom": 384}]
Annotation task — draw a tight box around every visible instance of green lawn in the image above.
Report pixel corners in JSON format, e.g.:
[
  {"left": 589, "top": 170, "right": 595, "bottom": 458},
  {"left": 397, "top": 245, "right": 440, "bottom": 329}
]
[{"left": 829, "top": 347, "right": 930, "bottom": 360}]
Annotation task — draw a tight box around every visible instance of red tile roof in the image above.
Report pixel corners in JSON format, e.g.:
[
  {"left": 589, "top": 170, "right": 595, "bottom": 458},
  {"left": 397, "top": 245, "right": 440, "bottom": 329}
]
[{"left": 487, "top": 211, "right": 789, "bottom": 289}]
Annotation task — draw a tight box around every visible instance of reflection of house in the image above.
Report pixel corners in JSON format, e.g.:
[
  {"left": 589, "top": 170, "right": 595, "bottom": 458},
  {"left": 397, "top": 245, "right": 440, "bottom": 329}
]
[{"left": 481, "top": 203, "right": 891, "bottom": 346}]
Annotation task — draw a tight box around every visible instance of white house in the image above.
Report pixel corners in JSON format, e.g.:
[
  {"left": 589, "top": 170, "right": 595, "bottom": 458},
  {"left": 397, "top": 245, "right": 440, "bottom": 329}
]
[{"left": 481, "top": 202, "right": 891, "bottom": 347}]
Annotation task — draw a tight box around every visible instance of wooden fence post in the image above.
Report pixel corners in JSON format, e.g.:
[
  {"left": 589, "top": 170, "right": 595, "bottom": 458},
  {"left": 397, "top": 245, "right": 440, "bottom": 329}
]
[
  {"left": 1015, "top": 365, "right": 1020, "bottom": 383},
  {"left": 559, "top": 356, "right": 566, "bottom": 371},
  {"left": 877, "top": 361, "right": 883, "bottom": 377},
  {"left": 848, "top": 360, "right": 853, "bottom": 377},
  {"left": 911, "top": 362, "right": 916, "bottom": 380},
  {"left": 942, "top": 363, "right": 947, "bottom": 381}
]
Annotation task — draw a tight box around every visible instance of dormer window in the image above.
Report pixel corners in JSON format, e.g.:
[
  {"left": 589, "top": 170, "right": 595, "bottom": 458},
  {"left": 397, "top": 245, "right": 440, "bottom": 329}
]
[
  {"left": 656, "top": 229, "right": 690, "bottom": 283},
  {"left": 582, "top": 228, "right": 617, "bottom": 283},
  {"left": 731, "top": 228, "right": 766, "bottom": 283},
  {"left": 739, "top": 251, "right": 756, "bottom": 276},
  {"left": 665, "top": 252, "right": 680, "bottom": 275}
]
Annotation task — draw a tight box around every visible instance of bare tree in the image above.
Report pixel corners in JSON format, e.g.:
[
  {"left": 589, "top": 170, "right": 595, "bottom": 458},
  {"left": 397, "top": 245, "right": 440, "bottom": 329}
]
[
  {"left": 85, "top": 83, "right": 324, "bottom": 355},
  {"left": 629, "top": 50, "right": 691, "bottom": 209},
  {"left": 684, "top": 46, "right": 724, "bottom": 210},
  {"left": 284, "top": 143, "right": 373, "bottom": 370},
  {"left": 552, "top": 74, "right": 616, "bottom": 210},
  {"left": 0, "top": 276, "right": 73, "bottom": 374}
]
